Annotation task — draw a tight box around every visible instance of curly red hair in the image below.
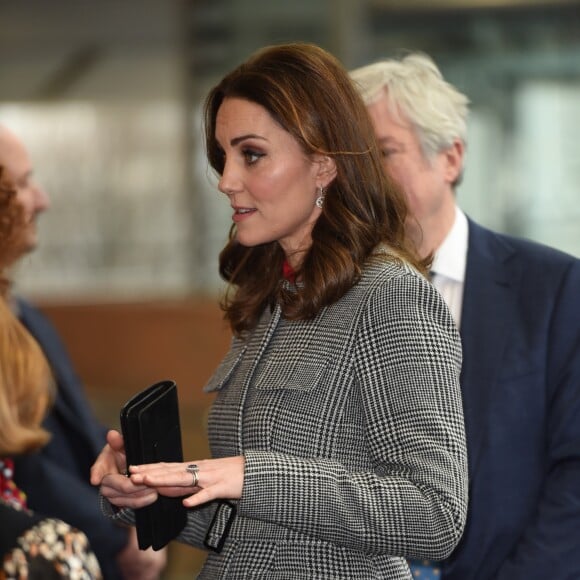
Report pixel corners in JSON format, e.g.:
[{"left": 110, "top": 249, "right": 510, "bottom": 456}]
[
  {"left": 0, "top": 168, "right": 27, "bottom": 286},
  {"left": 0, "top": 167, "right": 52, "bottom": 454}
]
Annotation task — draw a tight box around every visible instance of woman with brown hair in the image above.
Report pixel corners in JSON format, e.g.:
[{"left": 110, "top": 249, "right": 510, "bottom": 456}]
[
  {"left": 0, "top": 170, "right": 102, "bottom": 579},
  {"left": 92, "top": 43, "right": 467, "bottom": 579}
]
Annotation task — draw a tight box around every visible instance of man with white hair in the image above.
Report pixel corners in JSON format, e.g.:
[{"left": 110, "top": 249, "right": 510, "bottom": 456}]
[
  {"left": 351, "top": 54, "right": 580, "bottom": 579},
  {"left": 0, "top": 124, "right": 168, "bottom": 579}
]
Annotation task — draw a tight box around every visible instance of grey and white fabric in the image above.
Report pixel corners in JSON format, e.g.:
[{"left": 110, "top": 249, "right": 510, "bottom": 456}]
[{"left": 110, "top": 252, "right": 468, "bottom": 579}]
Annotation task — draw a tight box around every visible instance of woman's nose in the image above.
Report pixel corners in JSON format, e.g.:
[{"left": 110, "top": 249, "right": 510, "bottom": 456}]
[
  {"left": 218, "top": 161, "right": 240, "bottom": 197},
  {"left": 218, "top": 180, "right": 234, "bottom": 197}
]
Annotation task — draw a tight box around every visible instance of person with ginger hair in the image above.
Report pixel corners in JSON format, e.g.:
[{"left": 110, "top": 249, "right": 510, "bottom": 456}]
[
  {"left": 0, "top": 123, "right": 167, "bottom": 580},
  {"left": 0, "top": 169, "right": 102, "bottom": 579}
]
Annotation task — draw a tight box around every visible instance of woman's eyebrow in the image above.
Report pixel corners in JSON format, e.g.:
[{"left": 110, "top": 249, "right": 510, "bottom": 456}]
[{"left": 230, "top": 134, "right": 267, "bottom": 146}]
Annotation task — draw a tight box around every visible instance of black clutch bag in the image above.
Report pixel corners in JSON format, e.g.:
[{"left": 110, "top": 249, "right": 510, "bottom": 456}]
[{"left": 120, "top": 380, "right": 187, "bottom": 550}]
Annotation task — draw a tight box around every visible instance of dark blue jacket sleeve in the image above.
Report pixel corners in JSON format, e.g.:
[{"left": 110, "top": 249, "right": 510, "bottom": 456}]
[{"left": 14, "top": 299, "right": 128, "bottom": 579}]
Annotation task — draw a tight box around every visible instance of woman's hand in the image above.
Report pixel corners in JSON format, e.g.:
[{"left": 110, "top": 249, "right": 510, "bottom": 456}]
[
  {"left": 90, "top": 429, "right": 158, "bottom": 509},
  {"left": 129, "top": 456, "right": 245, "bottom": 508},
  {"left": 90, "top": 430, "right": 127, "bottom": 485}
]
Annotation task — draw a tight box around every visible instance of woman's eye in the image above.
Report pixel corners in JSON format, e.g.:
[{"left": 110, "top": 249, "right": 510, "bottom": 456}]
[
  {"left": 243, "top": 149, "right": 264, "bottom": 165},
  {"left": 381, "top": 148, "right": 398, "bottom": 159}
]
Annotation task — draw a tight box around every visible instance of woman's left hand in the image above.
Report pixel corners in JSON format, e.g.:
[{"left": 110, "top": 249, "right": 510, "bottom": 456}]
[{"left": 129, "top": 455, "right": 245, "bottom": 508}]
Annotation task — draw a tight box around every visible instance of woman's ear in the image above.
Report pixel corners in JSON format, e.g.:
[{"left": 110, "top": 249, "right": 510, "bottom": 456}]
[{"left": 314, "top": 155, "right": 337, "bottom": 188}]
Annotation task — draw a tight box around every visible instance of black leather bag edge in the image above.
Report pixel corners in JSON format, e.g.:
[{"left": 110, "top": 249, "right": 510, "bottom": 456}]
[{"left": 120, "top": 380, "right": 187, "bottom": 550}]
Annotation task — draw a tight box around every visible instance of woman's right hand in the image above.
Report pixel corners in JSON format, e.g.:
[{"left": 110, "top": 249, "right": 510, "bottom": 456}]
[{"left": 90, "top": 429, "right": 158, "bottom": 509}]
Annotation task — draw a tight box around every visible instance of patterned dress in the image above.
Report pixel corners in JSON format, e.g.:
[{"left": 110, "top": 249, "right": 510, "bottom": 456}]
[{"left": 0, "top": 458, "right": 102, "bottom": 579}]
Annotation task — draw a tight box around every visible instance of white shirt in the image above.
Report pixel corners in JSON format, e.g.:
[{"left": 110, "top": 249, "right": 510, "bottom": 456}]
[{"left": 430, "top": 206, "right": 468, "bottom": 329}]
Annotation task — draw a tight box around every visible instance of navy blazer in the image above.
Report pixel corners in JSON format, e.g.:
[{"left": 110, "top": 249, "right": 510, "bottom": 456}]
[
  {"left": 13, "top": 299, "right": 128, "bottom": 580},
  {"left": 442, "top": 219, "right": 580, "bottom": 579}
]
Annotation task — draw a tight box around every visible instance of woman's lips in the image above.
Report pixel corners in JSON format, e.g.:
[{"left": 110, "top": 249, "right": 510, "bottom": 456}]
[{"left": 232, "top": 207, "right": 257, "bottom": 222}]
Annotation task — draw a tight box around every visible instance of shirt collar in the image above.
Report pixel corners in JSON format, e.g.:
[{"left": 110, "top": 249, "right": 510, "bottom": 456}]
[{"left": 431, "top": 205, "right": 468, "bottom": 283}]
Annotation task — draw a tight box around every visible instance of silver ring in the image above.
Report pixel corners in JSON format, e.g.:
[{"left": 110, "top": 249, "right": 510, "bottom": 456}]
[{"left": 186, "top": 464, "right": 199, "bottom": 487}]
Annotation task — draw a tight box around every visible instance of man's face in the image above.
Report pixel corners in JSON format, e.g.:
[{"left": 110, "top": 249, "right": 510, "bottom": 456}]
[
  {"left": 365, "top": 93, "right": 458, "bottom": 230},
  {"left": 0, "top": 128, "right": 50, "bottom": 253}
]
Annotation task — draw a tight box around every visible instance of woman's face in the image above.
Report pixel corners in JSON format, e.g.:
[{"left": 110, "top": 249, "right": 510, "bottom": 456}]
[{"left": 215, "top": 97, "right": 323, "bottom": 264}]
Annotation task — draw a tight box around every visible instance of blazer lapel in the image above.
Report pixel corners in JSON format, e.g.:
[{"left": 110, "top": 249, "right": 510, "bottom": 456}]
[{"left": 460, "top": 219, "right": 520, "bottom": 478}]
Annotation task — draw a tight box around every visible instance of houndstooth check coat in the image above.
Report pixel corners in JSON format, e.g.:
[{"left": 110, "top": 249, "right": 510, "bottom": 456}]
[{"left": 107, "top": 253, "right": 467, "bottom": 579}]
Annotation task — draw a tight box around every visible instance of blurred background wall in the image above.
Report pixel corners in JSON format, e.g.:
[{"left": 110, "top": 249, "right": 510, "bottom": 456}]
[{"left": 1, "top": 0, "right": 579, "bottom": 577}]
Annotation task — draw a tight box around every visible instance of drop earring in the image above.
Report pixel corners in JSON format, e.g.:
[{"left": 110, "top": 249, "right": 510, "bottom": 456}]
[{"left": 315, "top": 186, "right": 326, "bottom": 209}]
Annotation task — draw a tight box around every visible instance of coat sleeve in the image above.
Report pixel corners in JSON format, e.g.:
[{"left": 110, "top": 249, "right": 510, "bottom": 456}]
[
  {"left": 239, "top": 272, "right": 468, "bottom": 559},
  {"left": 495, "top": 259, "right": 580, "bottom": 579},
  {"left": 100, "top": 491, "right": 218, "bottom": 553}
]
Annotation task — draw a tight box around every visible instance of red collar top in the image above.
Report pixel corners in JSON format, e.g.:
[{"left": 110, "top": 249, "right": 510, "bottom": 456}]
[{"left": 282, "top": 260, "right": 296, "bottom": 284}]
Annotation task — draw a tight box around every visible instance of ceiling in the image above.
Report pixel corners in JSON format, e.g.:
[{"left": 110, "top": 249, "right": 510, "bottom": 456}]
[{"left": 1, "top": 0, "right": 579, "bottom": 102}]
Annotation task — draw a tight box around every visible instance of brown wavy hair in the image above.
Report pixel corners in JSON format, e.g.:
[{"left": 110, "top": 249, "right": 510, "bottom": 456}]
[
  {"left": 204, "top": 43, "right": 427, "bottom": 336},
  {"left": 0, "top": 168, "right": 52, "bottom": 454}
]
